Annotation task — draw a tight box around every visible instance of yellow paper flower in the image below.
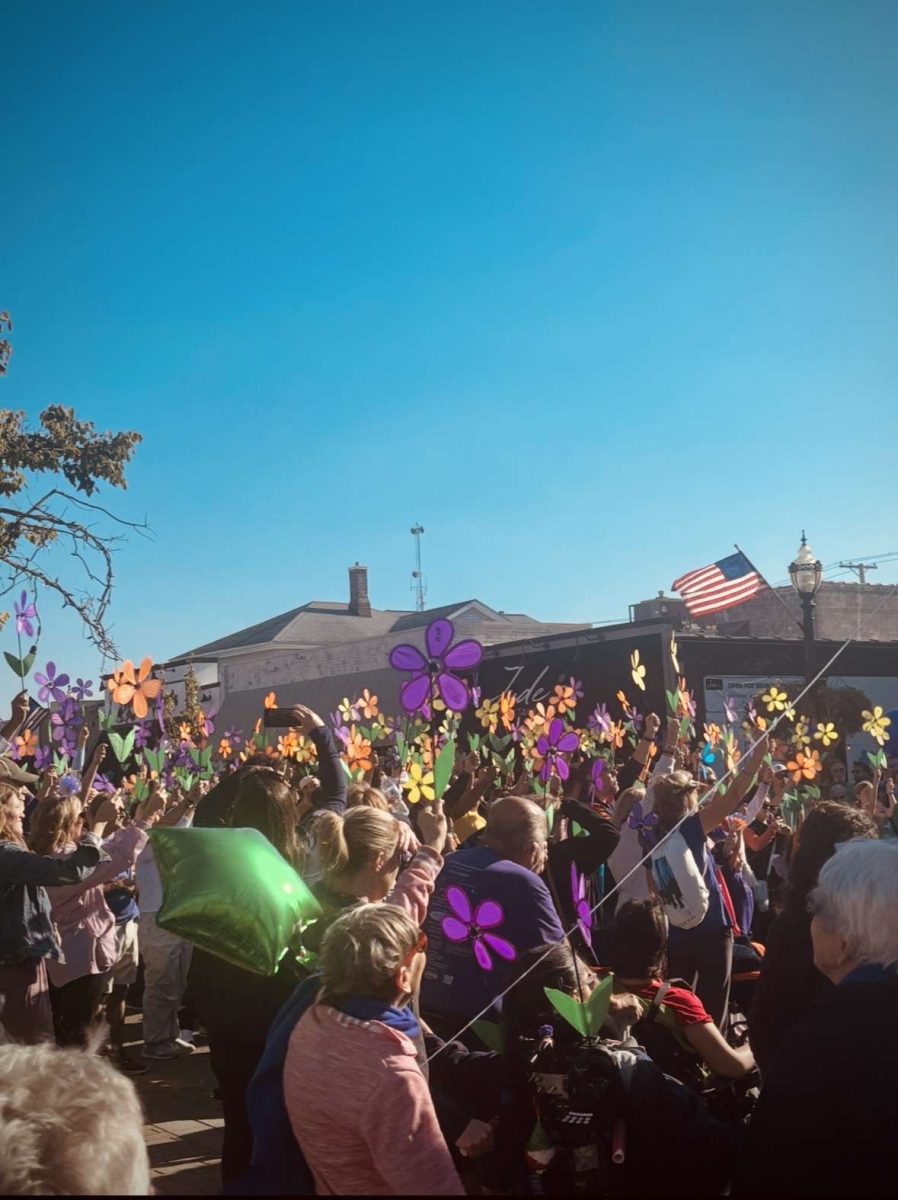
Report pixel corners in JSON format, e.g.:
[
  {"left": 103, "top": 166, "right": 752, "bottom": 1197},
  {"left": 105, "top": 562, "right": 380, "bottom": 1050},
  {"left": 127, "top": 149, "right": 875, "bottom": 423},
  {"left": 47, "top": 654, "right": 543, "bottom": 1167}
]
[
  {"left": 178, "top": 722, "right": 194, "bottom": 743},
  {"left": 337, "top": 697, "right": 356, "bottom": 723},
  {"left": 670, "top": 634, "right": 680, "bottom": 675},
  {"left": 762, "top": 686, "right": 789, "bottom": 714},
  {"left": 476, "top": 698, "right": 500, "bottom": 734},
  {"left": 814, "top": 722, "right": 838, "bottom": 748},
  {"left": 263, "top": 691, "right": 277, "bottom": 710},
  {"left": 278, "top": 731, "right": 299, "bottom": 759},
  {"left": 792, "top": 720, "right": 811, "bottom": 749},
  {"left": 356, "top": 688, "right": 379, "bottom": 720},
  {"left": 404, "top": 761, "right": 435, "bottom": 805},
  {"left": 630, "top": 650, "right": 647, "bottom": 692},
  {"left": 861, "top": 706, "right": 891, "bottom": 746},
  {"left": 552, "top": 684, "right": 577, "bottom": 715},
  {"left": 703, "top": 723, "right": 721, "bottom": 747}
]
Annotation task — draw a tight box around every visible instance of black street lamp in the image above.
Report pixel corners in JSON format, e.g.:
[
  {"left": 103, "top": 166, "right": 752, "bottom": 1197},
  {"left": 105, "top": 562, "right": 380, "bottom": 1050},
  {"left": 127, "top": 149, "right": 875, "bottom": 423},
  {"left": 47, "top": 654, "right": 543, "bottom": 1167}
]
[{"left": 788, "top": 531, "right": 823, "bottom": 687}]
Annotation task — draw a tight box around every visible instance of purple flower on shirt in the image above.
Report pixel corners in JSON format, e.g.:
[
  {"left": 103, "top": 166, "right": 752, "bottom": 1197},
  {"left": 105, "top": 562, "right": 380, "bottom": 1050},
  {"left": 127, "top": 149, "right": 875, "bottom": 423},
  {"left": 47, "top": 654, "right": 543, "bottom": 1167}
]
[{"left": 441, "top": 886, "right": 516, "bottom": 972}]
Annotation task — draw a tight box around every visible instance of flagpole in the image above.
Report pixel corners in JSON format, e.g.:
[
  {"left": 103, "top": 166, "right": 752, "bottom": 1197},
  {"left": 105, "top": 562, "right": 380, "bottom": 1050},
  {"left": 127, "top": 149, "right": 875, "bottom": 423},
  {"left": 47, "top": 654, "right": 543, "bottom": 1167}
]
[{"left": 734, "top": 544, "right": 804, "bottom": 634}]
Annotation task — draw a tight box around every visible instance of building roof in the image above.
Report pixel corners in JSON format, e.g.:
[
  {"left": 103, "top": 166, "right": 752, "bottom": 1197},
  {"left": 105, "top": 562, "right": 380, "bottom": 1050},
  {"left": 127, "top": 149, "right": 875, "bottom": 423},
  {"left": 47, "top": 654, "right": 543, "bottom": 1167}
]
[{"left": 173, "top": 598, "right": 568, "bottom": 661}]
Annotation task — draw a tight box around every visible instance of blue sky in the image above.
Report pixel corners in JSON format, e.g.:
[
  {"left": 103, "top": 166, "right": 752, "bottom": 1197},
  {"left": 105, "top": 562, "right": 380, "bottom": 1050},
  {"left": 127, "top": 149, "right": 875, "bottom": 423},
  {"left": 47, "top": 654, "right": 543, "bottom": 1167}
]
[{"left": 3, "top": 0, "right": 897, "bottom": 700}]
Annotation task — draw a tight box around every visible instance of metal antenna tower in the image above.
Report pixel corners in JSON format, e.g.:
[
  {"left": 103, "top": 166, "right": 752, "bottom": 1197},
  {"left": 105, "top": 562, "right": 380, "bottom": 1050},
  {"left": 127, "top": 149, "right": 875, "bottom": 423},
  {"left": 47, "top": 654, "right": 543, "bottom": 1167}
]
[
  {"left": 410, "top": 524, "right": 426, "bottom": 612},
  {"left": 838, "top": 559, "right": 879, "bottom": 584}
]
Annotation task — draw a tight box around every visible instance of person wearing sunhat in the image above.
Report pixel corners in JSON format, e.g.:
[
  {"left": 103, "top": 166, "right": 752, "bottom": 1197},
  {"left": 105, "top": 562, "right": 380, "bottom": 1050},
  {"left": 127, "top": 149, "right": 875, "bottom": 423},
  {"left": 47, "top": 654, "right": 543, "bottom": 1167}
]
[{"left": 0, "top": 753, "right": 107, "bottom": 1044}]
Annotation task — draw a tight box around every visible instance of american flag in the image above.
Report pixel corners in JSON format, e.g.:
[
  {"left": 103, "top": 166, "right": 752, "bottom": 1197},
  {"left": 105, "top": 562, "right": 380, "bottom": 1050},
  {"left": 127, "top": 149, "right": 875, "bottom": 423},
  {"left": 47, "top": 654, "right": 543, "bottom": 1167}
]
[
  {"left": 22, "top": 696, "right": 49, "bottom": 734},
  {"left": 672, "top": 551, "right": 765, "bottom": 618}
]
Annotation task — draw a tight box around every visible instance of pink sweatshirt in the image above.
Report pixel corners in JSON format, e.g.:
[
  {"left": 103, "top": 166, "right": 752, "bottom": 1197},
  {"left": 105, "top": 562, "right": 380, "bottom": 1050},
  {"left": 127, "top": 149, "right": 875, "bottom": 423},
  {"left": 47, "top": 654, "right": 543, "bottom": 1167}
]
[
  {"left": 283, "top": 1003, "right": 464, "bottom": 1196},
  {"left": 45, "top": 822, "right": 148, "bottom": 986}
]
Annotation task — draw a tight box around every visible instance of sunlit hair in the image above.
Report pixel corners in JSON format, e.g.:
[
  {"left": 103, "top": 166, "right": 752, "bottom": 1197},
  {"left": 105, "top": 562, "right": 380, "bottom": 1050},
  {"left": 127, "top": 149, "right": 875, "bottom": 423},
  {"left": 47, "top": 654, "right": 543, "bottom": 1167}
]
[
  {"left": 29, "top": 795, "right": 82, "bottom": 855},
  {"left": 809, "top": 839, "right": 898, "bottom": 971},
  {"left": 0, "top": 784, "right": 25, "bottom": 847},
  {"left": 230, "top": 767, "right": 298, "bottom": 865},
  {"left": 0, "top": 1041, "right": 150, "bottom": 1195},
  {"left": 652, "top": 771, "right": 700, "bottom": 833},
  {"left": 346, "top": 783, "right": 390, "bottom": 811},
  {"left": 314, "top": 807, "right": 399, "bottom": 879},
  {"left": 319, "top": 903, "right": 419, "bottom": 1005},
  {"left": 608, "top": 898, "right": 668, "bottom": 980},
  {"left": 785, "top": 800, "right": 877, "bottom": 907}
]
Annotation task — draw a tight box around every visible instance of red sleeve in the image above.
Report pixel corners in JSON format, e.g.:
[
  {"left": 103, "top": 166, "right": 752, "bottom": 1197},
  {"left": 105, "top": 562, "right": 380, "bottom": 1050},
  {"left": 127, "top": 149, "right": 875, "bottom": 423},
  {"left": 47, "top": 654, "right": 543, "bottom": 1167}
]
[{"left": 661, "top": 984, "right": 714, "bottom": 1027}]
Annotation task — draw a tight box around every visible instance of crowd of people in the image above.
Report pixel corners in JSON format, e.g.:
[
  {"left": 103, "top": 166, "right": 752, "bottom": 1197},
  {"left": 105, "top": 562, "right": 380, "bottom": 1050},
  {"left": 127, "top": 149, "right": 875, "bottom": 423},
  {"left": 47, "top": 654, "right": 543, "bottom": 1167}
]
[{"left": 0, "top": 677, "right": 897, "bottom": 1196}]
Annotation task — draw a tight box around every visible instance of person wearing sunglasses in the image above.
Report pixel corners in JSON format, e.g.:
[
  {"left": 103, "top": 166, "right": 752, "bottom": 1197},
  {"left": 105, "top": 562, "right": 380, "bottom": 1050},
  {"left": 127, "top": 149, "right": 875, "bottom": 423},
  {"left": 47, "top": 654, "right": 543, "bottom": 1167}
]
[{"left": 283, "top": 903, "right": 463, "bottom": 1196}]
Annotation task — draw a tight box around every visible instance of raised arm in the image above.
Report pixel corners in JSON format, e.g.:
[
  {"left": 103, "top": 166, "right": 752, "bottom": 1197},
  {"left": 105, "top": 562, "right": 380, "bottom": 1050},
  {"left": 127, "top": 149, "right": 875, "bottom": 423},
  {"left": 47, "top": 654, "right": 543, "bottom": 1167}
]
[
  {"left": 0, "top": 690, "right": 29, "bottom": 744},
  {"left": 700, "top": 736, "right": 769, "bottom": 835},
  {"left": 287, "top": 705, "right": 346, "bottom": 816},
  {"left": 79, "top": 742, "right": 107, "bottom": 807},
  {"left": 0, "top": 837, "right": 105, "bottom": 888}
]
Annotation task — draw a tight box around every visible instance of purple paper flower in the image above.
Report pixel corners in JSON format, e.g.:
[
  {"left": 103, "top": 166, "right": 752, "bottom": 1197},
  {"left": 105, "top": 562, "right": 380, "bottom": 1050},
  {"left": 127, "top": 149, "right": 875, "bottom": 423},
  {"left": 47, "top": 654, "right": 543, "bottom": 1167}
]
[
  {"left": 590, "top": 758, "right": 606, "bottom": 791},
  {"left": 33, "top": 745, "right": 52, "bottom": 772},
  {"left": 329, "top": 713, "right": 349, "bottom": 748},
  {"left": 535, "top": 718, "right": 580, "bottom": 784},
  {"left": 133, "top": 722, "right": 152, "bottom": 750},
  {"left": 569, "top": 677, "right": 585, "bottom": 702},
  {"left": 571, "top": 864, "right": 592, "bottom": 943},
  {"left": 588, "top": 703, "right": 611, "bottom": 735},
  {"left": 34, "top": 662, "right": 71, "bottom": 705},
  {"left": 627, "top": 799, "right": 659, "bottom": 848},
  {"left": 197, "top": 710, "right": 215, "bottom": 739},
  {"left": 71, "top": 678, "right": 94, "bottom": 701},
  {"left": 92, "top": 773, "right": 115, "bottom": 795},
  {"left": 471, "top": 685, "right": 482, "bottom": 709},
  {"left": 623, "top": 703, "right": 644, "bottom": 732},
  {"left": 684, "top": 690, "right": 697, "bottom": 720},
  {"left": 389, "top": 619, "right": 483, "bottom": 715},
  {"left": 723, "top": 696, "right": 739, "bottom": 724},
  {"left": 14, "top": 591, "right": 37, "bottom": 639},
  {"left": 442, "top": 886, "right": 516, "bottom": 972},
  {"left": 224, "top": 727, "right": 243, "bottom": 746}
]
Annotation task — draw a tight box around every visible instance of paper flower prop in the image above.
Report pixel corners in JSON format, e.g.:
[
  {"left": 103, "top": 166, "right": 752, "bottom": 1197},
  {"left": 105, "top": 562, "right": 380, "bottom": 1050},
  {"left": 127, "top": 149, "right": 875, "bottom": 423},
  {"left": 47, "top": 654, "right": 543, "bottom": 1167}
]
[
  {"left": 152, "top": 826, "right": 322, "bottom": 975},
  {"left": 14, "top": 592, "right": 37, "bottom": 639},
  {"left": 588, "top": 703, "right": 611, "bottom": 735},
  {"left": 590, "top": 758, "right": 606, "bottom": 791},
  {"left": 626, "top": 798, "right": 659, "bottom": 844},
  {"left": 524, "top": 702, "right": 556, "bottom": 736},
  {"left": 218, "top": 737, "right": 233, "bottom": 760},
  {"left": 670, "top": 634, "right": 680, "bottom": 675},
  {"left": 786, "top": 749, "right": 821, "bottom": 783},
  {"left": 703, "top": 723, "right": 721, "bottom": 747},
  {"left": 33, "top": 661, "right": 70, "bottom": 705},
  {"left": 356, "top": 688, "right": 379, "bottom": 720},
  {"left": 570, "top": 865, "right": 592, "bottom": 944},
  {"left": 630, "top": 650, "right": 647, "bottom": 692},
  {"left": 404, "top": 761, "right": 435, "bottom": 805},
  {"left": 108, "top": 657, "right": 162, "bottom": 720},
  {"left": 14, "top": 729, "right": 37, "bottom": 759},
  {"left": 71, "top": 677, "right": 94, "bottom": 701},
  {"left": 814, "top": 722, "right": 838, "bottom": 748},
  {"left": 604, "top": 720, "right": 626, "bottom": 751},
  {"left": 723, "top": 696, "right": 739, "bottom": 725},
  {"left": 441, "top": 886, "right": 516, "bottom": 972},
  {"left": 545, "top": 975, "right": 614, "bottom": 1038},
  {"left": 535, "top": 718, "right": 580, "bottom": 783},
  {"left": 792, "top": 720, "right": 811, "bottom": 749},
  {"left": 344, "top": 726, "right": 374, "bottom": 774},
  {"left": 762, "top": 686, "right": 789, "bottom": 714},
  {"left": 263, "top": 691, "right": 277, "bottom": 710},
  {"left": 475, "top": 697, "right": 500, "bottom": 734},
  {"left": 33, "top": 745, "right": 52, "bottom": 772},
  {"left": 861, "top": 706, "right": 891, "bottom": 746},
  {"left": 389, "top": 618, "right": 483, "bottom": 714},
  {"left": 498, "top": 691, "right": 516, "bottom": 732},
  {"left": 337, "top": 697, "right": 358, "bottom": 724},
  {"left": 552, "top": 683, "right": 578, "bottom": 715}
]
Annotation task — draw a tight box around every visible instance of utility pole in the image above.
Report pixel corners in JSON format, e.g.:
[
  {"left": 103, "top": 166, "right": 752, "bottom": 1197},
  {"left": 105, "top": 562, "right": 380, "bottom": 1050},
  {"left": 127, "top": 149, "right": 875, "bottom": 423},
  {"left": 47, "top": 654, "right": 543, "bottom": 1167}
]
[
  {"left": 838, "top": 560, "right": 878, "bottom": 585},
  {"left": 410, "top": 524, "right": 426, "bottom": 612}
]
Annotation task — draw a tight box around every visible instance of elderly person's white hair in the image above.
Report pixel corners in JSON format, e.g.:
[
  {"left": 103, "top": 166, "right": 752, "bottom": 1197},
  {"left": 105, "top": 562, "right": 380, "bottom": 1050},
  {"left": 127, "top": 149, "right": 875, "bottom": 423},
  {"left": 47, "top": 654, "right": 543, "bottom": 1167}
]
[
  {"left": 811, "top": 839, "right": 898, "bottom": 971},
  {"left": 0, "top": 1042, "right": 150, "bottom": 1194}
]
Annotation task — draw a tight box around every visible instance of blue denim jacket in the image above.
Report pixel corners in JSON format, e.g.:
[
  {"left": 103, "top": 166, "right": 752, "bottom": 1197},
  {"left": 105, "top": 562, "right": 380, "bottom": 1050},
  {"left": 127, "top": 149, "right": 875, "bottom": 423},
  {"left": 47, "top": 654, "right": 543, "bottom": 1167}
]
[{"left": 0, "top": 835, "right": 106, "bottom": 968}]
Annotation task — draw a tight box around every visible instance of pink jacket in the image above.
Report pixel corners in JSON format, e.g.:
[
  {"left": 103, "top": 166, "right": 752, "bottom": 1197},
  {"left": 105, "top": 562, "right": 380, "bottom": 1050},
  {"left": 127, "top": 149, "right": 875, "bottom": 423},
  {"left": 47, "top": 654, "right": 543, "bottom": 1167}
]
[
  {"left": 283, "top": 1003, "right": 464, "bottom": 1196},
  {"left": 45, "top": 822, "right": 148, "bottom": 986}
]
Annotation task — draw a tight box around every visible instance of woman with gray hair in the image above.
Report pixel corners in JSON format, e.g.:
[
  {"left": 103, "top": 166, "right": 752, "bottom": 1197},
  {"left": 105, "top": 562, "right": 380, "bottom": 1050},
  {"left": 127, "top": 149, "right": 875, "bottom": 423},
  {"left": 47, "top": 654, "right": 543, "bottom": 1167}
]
[
  {"left": 283, "top": 904, "right": 464, "bottom": 1196},
  {"left": 734, "top": 839, "right": 898, "bottom": 1197}
]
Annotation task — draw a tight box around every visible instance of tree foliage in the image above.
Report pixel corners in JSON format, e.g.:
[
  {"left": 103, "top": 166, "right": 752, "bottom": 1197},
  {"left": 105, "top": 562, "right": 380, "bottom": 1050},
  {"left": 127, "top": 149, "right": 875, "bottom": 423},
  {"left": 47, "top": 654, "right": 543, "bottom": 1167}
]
[{"left": 0, "top": 314, "right": 143, "bottom": 658}]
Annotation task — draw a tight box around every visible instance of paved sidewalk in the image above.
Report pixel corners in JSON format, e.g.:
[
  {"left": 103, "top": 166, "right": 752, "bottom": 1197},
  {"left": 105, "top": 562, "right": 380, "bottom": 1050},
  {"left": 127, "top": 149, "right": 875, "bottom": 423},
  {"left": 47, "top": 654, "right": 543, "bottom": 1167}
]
[{"left": 126, "top": 1015, "right": 223, "bottom": 1195}]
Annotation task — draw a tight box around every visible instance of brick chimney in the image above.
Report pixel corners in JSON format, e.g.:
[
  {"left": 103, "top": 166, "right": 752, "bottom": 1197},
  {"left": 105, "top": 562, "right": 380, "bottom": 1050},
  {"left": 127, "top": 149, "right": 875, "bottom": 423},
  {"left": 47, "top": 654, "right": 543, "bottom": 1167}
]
[{"left": 348, "top": 563, "right": 371, "bottom": 617}]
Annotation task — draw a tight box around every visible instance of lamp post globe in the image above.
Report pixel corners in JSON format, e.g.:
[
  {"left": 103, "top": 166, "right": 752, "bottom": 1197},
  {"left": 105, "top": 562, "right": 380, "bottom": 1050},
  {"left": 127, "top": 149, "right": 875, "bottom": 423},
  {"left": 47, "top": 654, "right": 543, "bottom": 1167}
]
[{"left": 789, "top": 532, "right": 823, "bottom": 689}]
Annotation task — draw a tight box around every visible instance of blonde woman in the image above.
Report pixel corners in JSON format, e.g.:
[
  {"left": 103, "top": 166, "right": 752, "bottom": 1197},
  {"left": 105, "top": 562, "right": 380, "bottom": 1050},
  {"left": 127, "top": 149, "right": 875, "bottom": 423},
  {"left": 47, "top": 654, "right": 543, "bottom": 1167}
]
[{"left": 284, "top": 904, "right": 463, "bottom": 1196}]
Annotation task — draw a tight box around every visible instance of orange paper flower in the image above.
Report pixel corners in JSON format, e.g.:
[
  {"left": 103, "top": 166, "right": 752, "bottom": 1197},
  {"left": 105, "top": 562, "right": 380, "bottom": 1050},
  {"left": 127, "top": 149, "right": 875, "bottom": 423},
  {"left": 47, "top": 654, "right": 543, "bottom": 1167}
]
[
  {"left": 263, "top": 691, "right": 277, "bottom": 710},
  {"left": 356, "top": 688, "right": 379, "bottom": 720},
  {"left": 345, "top": 727, "right": 374, "bottom": 774},
  {"left": 15, "top": 729, "right": 37, "bottom": 758},
  {"left": 498, "top": 691, "right": 516, "bottom": 732},
  {"left": 107, "top": 657, "right": 162, "bottom": 720},
  {"left": 552, "top": 684, "right": 577, "bottom": 715}
]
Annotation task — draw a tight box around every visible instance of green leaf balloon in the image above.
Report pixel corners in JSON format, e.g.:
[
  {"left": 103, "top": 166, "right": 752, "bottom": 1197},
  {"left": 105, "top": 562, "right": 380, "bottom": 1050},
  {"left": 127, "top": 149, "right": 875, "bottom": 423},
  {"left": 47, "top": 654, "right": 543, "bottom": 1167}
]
[{"left": 151, "top": 826, "right": 322, "bottom": 976}]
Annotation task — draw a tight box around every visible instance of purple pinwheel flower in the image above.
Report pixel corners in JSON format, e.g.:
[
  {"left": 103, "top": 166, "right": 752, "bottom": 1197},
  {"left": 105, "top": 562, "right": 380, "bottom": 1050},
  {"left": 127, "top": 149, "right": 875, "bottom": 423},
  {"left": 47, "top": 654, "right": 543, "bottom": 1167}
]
[
  {"left": 683, "top": 689, "right": 697, "bottom": 720},
  {"left": 71, "top": 678, "right": 94, "bottom": 701},
  {"left": 14, "top": 591, "right": 38, "bottom": 639},
  {"left": 33, "top": 745, "right": 52, "bottom": 772},
  {"left": 623, "top": 703, "right": 644, "bottom": 732},
  {"left": 627, "top": 799, "right": 659, "bottom": 847},
  {"left": 133, "top": 722, "right": 152, "bottom": 750},
  {"left": 590, "top": 758, "right": 606, "bottom": 791},
  {"left": 34, "top": 662, "right": 71, "bottom": 705},
  {"left": 588, "top": 702, "right": 611, "bottom": 736},
  {"left": 535, "top": 718, "right": 580, "bottom": 784},
  {"left": 329, "top": 713, "right": 350, "bottom": 748},
  {"left": 154, "top": 689, "right": 166, "bottom": 734},
  {"left": 92, "top": 773, "right": 116, "bottom": 795},
  {"left": 569, "top": 677, "right": 585, "bottom": 702},
  {"left": 471, "top": 684, "right": 482, "bottom": 709},
  {"left": 570, "top": 864, "right": 592, "bottom": 943},
  {"left": 224, "top": 727, "right": 243, "bottom": 746},
  {"left": 57, "top": 774, "right": 80, "bottom": 797},
  {"left": 389, "top": 619, "right": 483, "bottom": 715},
  {"left": 197, "top": 709, "right": 215, "bottom": 739},
  {"left": 441, "top": 886, "right": 516, "bottom": 972},
  {"left": 723, "top": 696, "right": 739, "bottom": 725}
]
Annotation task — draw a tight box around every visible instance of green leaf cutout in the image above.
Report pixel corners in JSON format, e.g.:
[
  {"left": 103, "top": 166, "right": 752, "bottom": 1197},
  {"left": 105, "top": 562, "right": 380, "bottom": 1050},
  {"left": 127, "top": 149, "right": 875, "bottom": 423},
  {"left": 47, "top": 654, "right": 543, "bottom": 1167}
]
[
  {"left": 143, "top": 746, "right": 166, "bottom": 776},
  {"left": 4, "top": 651, "right": 23, "bottom": 677},
  {"left": 467, "top": 732, "right": 481, "bottom": 753},
  {"left": 544, "top": 975, "right": 614, "bottom": 1038},
  {"left": 432, "top": 739, "right": 455, "bottom": 801},
  {"left": 21, "top": 649, "right": 36, "bottom": 677},
  {"left": 52, "top": 752, "right": 68, "bottom": 775},
  {"left": 108, "top": 728, "right": 136, "bottom": 764},
  {"left": 471, "top": 1019, "right": 506, "bottom": 1053},
  {"left": 665, "top": 689, "right": 680, "bottom": 715}
]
